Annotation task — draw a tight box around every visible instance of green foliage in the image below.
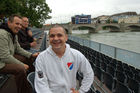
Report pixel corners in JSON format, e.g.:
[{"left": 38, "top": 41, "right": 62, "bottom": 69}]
[
  {"left": 102, "top": 26, "right": 108, "bottom": 30},
  {"left": 0, "top": 0, "right": 22, "bottom": 17},
  {"left": 106, "top": 19, "right": 118, "bottom": 23},
  {"left": 106, "top": 19, "right": 111, "bottom": 23},
  {"left": 78, "top": 26, "right": 93, "bottom": 30},
  {"left": 112, "top": 20, "right": 118, "bottom": 23},
  {"left": 0, "top": 0, "right": 51, "bottom": 27}
]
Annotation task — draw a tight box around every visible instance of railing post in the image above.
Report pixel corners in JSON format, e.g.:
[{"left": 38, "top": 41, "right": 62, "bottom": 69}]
[
  {"left": 114, "top": 47, "right": 117, "bottom": 58},
  {"left": 99, "top": 43, "right": 101, "bottom": 52}
]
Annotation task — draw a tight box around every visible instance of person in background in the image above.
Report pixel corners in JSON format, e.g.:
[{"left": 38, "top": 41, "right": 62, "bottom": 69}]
[
  {"left": 35, "top": 25, "right": 94, "bottom": 93},
  {"left": 0, "top": 14, "right": 39, "bottom": 93},
  {"left": 18, "top": 16, "right": 37, "bottom": 53}
]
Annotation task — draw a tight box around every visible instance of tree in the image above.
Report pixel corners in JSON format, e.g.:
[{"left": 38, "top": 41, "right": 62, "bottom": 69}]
[
  {"left": 0, "top": 0, "right": 51, "bottom": 27},
  {"left": 0, "top": 0, "right": 22, "bottom": 18},
  {"left": 106, "top": 19, "right": 111, "bottom": 23},
  {"left": 20, "top": 0, "right": 52, "bottom": 27}
]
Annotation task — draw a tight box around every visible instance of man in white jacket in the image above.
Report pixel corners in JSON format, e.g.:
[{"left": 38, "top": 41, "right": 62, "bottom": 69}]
[{"left": 35, "top": 25, "right": 94, "bottom": 93}]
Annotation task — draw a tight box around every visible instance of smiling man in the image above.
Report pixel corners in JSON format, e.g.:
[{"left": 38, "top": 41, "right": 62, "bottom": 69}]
[
  {"left": 0, "top": 14, "right": 39, "bottom": 93},
  {"left": 18, "top": 17, "right": 37, "bottom": 52},
  {"left": 35, "top": 25, "right": 94, "bottom": 93}
]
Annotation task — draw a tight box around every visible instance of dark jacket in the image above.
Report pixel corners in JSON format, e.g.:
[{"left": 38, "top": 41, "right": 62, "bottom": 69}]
[{"left": 18, "top": 28, "right": 34, "bottom": 50}]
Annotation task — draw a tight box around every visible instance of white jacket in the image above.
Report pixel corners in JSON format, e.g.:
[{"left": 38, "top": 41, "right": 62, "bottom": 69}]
[{"left": 35, "top": 44, "right": 94, "bottom": 93}]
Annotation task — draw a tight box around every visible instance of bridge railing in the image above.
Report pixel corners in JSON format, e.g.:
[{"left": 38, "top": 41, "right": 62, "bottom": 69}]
[{"left": 68, "top": 35, "right": 140, "bottom": 69}]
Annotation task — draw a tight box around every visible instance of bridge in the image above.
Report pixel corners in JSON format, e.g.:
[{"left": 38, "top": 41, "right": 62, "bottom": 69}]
[{"left": 43, "top": 23, "right": 140, "bottom": 34}]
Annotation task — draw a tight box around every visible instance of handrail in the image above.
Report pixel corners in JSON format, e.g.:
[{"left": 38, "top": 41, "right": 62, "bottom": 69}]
[{"left": 68, "top": 35, "right": 140, "bottom": 69}]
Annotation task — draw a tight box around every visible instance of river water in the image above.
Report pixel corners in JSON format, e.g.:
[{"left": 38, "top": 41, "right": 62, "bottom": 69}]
[{"left": 71, "top": 30, "right": 140, "bottom": 53}]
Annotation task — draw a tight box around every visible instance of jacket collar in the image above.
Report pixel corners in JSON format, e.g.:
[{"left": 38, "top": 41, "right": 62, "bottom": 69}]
[
  {"left": 0, "top": 23, "right": 15, "bottom": 43},
  {"left": 47, "top": 44, "right": 70, "bottom": 58}
]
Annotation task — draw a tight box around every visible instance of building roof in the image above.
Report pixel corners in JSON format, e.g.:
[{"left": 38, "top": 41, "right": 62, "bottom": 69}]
[{"left": 111, "top": 12, "right": 137, "bottom": 17}]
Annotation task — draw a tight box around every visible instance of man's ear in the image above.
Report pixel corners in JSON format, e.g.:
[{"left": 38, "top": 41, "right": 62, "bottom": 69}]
[
  {"left": 7, "top": 20, "right": 12, "bottom": 28},
  {"left": 7, "top": 20, "right": 10, "bottom": 25},
  {"left": 66, "top": 34, "right": 68, "bottom": 41}
]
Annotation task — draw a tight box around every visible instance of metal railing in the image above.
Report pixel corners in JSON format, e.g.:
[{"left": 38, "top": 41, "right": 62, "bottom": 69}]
[
  {"left": 39, "top": 32, "right": 47, "bottom": 51},
  {"left": 69, "top": 35, "right": 140, "bottom": 69}
]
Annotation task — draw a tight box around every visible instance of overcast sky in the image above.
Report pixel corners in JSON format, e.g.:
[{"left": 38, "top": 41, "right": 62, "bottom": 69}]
[{"left": 45, "top": 0, "right": 140, "bottom": 24}]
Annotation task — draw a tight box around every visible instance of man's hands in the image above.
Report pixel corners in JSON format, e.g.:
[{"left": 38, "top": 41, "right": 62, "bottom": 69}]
[
  {"left": 24, "top": 64, "right": 29, "bottom": 70},
  {"left": 71, "top": 88, "right": 79, "bottom": 93},
  {"left": 28, "top": 30, "right": 33, "bottom": 37},
  {"left": 30, "top": 52, "right": 39, "bottom": 61},
  {"left": 24, "top": 52, "right": 39, "bottom": 70},
  {"left": 30, "top": 42, "right": 37, "bottom": 47},
  {"left": 32, "top": 52, "right": 39, "bottom": 58}
]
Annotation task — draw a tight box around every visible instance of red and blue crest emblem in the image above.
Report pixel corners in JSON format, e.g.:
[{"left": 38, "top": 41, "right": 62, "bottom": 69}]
[{"left": 67, "top": 62, "right": 73, "bottom": 70}]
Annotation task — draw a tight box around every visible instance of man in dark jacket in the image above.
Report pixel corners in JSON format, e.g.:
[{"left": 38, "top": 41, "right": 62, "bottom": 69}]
[
  {"left": 18, "top": 17, "right": 37, "bottom": 53},
  {"left": 0, "top": 14, "right": 39, "bottom": 93}
]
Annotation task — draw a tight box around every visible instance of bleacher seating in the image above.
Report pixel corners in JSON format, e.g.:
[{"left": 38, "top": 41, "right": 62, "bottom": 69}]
[
  {"left": 31, "top": 27, "right": 47, "bottom": 52},
  {"left": 95, "top": 66, "right": 102, "bottom": 81},
  {"left": 116, "top": 65, "right": 124, "bottom": 72},
  {"left": 31, "top": 28, "right": 44, "bottom": 39},
  {"left": 102, "top": 72, "right": 114, "bottom": 91},
  {"left": 106, "top": 65, "right": 116, "bottom": 77},
  {"left": 27, "top": 72, "right": 36, "bottom": 93},
  {"left": 128, "top": 78, "right": 140, "bottom": 93},
  {"left": 0, "top": 74, "right": 9, "bottom": 88},
  {"left": 113, "top": 80, "right": 132, "bottom": 93},
  {"left": 115, "top": 70, "right": 127, "bottom": 84},
  {"left": 39, "top": 32, "right": 47, "bottom": 51},
  {"left": 100, "top": 61, "right": 107, "bottom": 72},
  {"left": 67, "top": 39, "right": 140, "bottom": 93}
]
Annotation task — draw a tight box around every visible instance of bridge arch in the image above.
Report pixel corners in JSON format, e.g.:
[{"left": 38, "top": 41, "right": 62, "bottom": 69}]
[
  {"left": 97, "top": 24, "right": 121, "bottom": 32},
  {"left": 64, "top": 28, "right": 69, "bottom": 34},
  {"left": 60, "top": 25, "right": 70, "bottom": 34},
  {"left": 71, "top": 25, "right": 96, "bottom": 33},
  {"left": 125, "top": 25, "right": 140, "bottom": 32}
]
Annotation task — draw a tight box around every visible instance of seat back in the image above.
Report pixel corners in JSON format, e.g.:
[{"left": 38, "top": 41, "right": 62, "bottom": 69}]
[
  {"left": 128, "top": 78, "right": 140, "bottom": 93},
  {"left": 95, "top": 66, "right": 102, "bottom": 81},
  {"left": 106, "top": 65, "right": 115, "bottom": 77},
  {"left": 0, "top": 74, "right": 9, "bottom": 88},
  {"left": 103, "top": 72, "right": 114, "bottom": 91},
  {"left": 100, "top": 62, "right": 107, "bottom": 72},
  {"left": 115, "top": 70, "right": 127, "bottom": 84},
  {"left": 27, "top": 72, "right": 36, "bottom": 93},
  {"left": 113, "top": 80, "right": 131, "bottom": 93}
]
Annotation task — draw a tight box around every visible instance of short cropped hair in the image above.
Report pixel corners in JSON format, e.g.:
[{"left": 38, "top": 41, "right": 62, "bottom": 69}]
[
  {"left": 22, "top": 16, "right": 28, "bottom": 19},
  {"left": 48, "top": 25, "right": 66, "bottom": 35},
  {"left": 8, "top": 14, "right": 22, "bottom": 22}
]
